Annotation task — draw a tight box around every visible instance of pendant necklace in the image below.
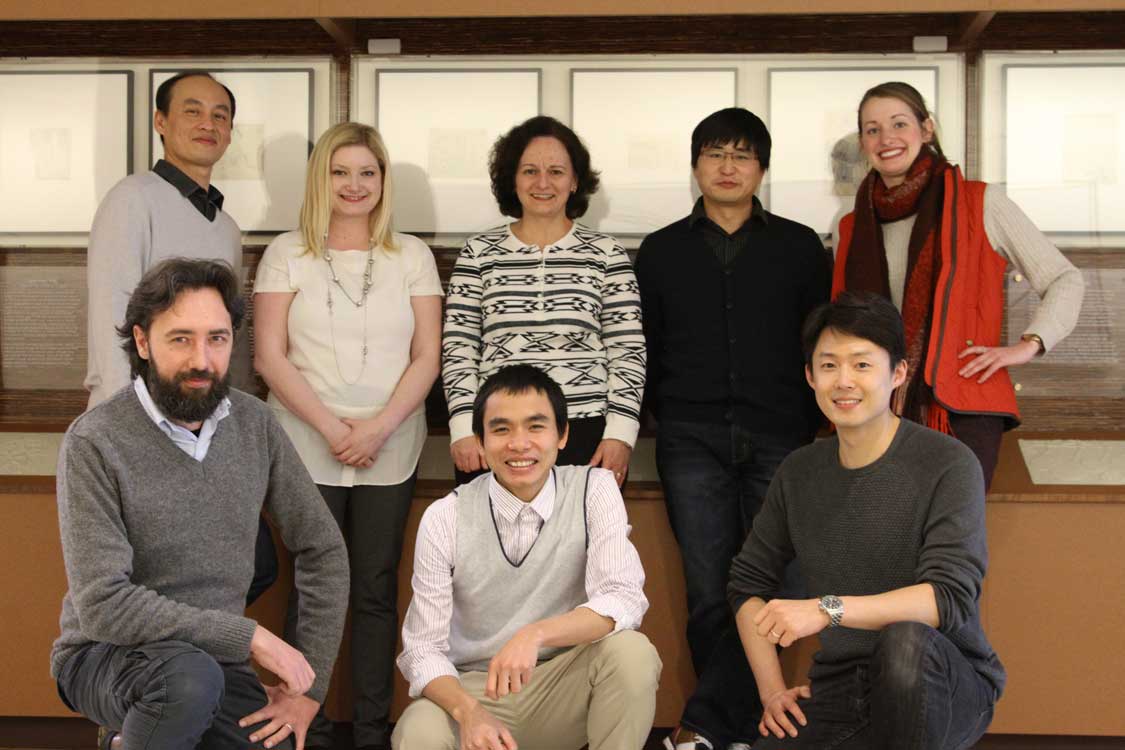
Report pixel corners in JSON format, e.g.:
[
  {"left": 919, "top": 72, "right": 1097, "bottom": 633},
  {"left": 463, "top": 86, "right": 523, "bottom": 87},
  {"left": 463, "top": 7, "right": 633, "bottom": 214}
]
[{"left": 324, "top": 242, "right": 375, "bottom": 385}]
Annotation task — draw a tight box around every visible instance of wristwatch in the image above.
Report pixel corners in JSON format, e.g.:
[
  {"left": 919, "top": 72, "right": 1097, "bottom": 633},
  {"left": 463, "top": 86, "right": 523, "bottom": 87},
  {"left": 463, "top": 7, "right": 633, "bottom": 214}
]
[
  {"left": 1020, "top": 333, "right": 1045, "bottom": 355},
  {"left": 818, "top": 594, "right": 844, "bottom": 628}
]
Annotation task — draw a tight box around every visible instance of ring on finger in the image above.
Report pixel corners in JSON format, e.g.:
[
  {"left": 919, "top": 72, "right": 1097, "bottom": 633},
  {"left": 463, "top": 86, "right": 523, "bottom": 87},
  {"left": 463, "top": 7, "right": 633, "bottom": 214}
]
[
  {"left": 284, "top": 723, "right": 294, "bottom": 732},
  {"left": 769, "top": 629, "right": 781, "bottom": 639}
]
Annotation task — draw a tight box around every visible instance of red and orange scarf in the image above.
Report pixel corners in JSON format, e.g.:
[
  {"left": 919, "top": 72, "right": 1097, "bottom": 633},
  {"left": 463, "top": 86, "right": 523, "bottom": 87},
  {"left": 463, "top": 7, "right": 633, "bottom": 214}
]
[{"left": 845, "top": 151, "right": 953, "bottom": 434}]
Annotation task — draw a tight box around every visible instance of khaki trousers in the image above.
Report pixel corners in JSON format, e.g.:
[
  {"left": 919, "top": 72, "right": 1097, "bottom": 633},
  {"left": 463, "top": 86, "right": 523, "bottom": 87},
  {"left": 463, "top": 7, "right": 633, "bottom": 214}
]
[{"left": 392, "top": 630, "right": 662, "bottom": 750}]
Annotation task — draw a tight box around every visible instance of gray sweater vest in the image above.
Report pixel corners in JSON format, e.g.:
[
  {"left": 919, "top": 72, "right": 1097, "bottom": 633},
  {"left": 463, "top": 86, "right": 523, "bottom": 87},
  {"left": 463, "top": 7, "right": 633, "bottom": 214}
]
[{"left": 449, "top": 465, "right": 591, "bottom": 673}]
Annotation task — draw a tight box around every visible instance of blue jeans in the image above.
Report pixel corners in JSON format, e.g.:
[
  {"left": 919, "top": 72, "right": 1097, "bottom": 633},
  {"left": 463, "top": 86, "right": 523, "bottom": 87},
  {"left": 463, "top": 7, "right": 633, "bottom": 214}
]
[
  {"left": 656, "top": 419, "right": 806, "bottom": 746},
  {"left": 754, "top": 622, "right": 996, "bottom": 749},
  {"left": 57, "top": 640, "right": 291, "bottom": 750}
]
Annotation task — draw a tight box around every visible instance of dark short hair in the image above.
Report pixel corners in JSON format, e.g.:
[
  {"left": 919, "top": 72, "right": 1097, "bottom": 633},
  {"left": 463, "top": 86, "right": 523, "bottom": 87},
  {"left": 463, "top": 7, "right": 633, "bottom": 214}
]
[
  {"left": 155, "top": 71, "right": 236, "bottom": 144},
  {"left": 691, "top": 107, "right": 771, "bottom": 169},
  {"left": 116, "top": 258, "right": 245, "bottom": 379},
  {"left": 471, "top": 364, "right": 569, "bottom": 439},
  {"left": 801, "top": 291, "right": 906, "bottom": 367},
  {"left": 489, "top": 116, "right": 600, "bottom": 220}
]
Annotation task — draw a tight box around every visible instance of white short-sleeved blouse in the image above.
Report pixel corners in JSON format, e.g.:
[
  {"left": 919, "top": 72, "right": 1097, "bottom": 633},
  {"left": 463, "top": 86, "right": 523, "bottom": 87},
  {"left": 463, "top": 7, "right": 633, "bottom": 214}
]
[{"left": 254, "top": 230, "right": 443, "bottom": 486}]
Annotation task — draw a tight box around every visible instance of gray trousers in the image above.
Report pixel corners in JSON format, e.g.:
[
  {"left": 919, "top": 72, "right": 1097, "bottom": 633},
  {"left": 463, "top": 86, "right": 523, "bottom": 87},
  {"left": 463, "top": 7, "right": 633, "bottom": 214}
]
[{"left": 57, "top": 640, "right": 291, "bottom": 750}]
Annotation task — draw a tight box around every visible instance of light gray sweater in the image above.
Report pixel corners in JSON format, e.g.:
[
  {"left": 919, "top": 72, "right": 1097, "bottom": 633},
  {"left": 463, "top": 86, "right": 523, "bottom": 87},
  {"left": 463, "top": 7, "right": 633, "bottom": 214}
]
[
  {"left": 51, "top": 385, "right": 349, "bottom": 702},
  {"left": 84, "top": 170, "right": 244, "bottom": 407}
]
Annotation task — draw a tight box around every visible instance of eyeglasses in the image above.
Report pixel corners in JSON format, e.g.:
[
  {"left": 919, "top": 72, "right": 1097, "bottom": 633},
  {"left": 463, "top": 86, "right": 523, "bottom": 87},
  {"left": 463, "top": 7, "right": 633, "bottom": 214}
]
[{"left": 700, "top": 148, "right": 758, "bottom": 165}]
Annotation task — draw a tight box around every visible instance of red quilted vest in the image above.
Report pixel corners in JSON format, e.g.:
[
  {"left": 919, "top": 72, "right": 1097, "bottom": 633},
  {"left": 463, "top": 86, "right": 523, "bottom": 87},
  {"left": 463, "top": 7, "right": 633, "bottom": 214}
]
[{"left": 833, "top": 167, "right": 1020, "bottom": 425}]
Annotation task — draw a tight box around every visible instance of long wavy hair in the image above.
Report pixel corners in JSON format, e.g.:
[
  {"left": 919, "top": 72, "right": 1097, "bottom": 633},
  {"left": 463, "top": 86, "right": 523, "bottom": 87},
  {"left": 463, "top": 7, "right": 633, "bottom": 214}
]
[{"left": 299, "top": 122, "right": 397, "bottom": 256}]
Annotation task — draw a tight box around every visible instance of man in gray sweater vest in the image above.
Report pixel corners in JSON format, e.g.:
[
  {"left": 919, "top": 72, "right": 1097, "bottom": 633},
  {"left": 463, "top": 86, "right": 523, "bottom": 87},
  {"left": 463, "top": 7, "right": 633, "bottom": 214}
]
[
  {"left": 393, "top": 365, "right": 661, "bottom": 750},
  {"left": 728, "top": 292, "right": 1004, "bottom": 750},
  {"left": 52, "top": 259, "right": 349, "bottom": 750}
]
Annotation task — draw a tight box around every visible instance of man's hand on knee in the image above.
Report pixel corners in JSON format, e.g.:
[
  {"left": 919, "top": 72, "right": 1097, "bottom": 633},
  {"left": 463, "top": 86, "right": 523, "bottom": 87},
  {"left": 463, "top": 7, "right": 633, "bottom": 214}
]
[
  {"left": 240, "top": 684, "right": 319, "bottom": 750},
  {"left": 460, "top": 702, "right": 518, "bottom": 750},
  {"left": 759, "top": 684, "right": 811, "bottom": 739},
  {"left": 250, "top": 625, "right": 315, "bottom": 695},
  {"left": 485, "top": 626, "right": 541, "bottom": 699}
]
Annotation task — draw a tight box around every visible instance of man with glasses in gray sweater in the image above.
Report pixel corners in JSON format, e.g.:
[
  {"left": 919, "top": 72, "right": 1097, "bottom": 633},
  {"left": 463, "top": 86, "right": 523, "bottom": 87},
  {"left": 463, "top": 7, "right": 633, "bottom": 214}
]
[{"left": 52, "top": 259, "right": 349, "bottom": 750}]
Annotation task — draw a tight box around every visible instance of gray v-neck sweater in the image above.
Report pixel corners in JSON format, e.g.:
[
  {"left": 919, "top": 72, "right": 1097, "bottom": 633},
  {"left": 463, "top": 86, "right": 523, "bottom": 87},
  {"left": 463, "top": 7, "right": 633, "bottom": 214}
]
[{"left": 50, "top": 386, "right": 348, "bottom": 702}]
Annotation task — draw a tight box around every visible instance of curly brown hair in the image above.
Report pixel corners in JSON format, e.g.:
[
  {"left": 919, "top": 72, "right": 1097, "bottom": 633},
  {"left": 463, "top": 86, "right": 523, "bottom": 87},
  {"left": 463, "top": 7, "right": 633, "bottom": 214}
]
[{"left": 488, "top": 116, "right": 600, "bottom": 220}]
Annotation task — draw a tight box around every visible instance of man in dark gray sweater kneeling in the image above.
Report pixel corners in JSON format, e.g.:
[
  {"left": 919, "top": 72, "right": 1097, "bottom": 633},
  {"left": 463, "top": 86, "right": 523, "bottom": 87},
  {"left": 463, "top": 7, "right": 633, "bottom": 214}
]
[
  {"left": 51, "top": 258, "right": 349, "bottom": 750},
  {"left": 728, "top": 291, "right": 1005, "bottom": 750}
]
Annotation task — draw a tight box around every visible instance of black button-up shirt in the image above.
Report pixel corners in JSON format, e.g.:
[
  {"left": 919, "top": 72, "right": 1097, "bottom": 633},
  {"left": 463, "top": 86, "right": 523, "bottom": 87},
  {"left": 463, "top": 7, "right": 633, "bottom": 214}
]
[
  {"left": 687, "top": 195, "right": 769, "bottom": 268},
  {"left": 153, "top": 159, "right": 225, "bottom": 222}
]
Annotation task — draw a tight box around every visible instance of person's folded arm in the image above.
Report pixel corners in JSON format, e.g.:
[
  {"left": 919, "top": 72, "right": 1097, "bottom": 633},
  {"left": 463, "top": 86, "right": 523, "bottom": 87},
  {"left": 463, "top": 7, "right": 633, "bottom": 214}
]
[
  {"left": 915, "top": 452, "right": 989, "bottom": 634},
  {"left": 262, "top": 415, "right": 350, "bottom": 702},
  {"left": 397, "top": 492, "right": 461, "bottom": 698},
  {"left": 579, "top": 468, "right": 648, "bottom": 632}
]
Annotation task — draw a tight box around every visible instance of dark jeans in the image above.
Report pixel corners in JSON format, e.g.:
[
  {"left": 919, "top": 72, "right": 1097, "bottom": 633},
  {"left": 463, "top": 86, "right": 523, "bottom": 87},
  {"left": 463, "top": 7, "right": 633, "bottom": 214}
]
[
  {"left": 754, "top": 622, "right": 996, "bottom": 750},
  {"left": 656, "top": 419, "right": 806, "bottom": 747},
  {"left": 57, "top": 640, "right": 289, "bottom": 750},
  {"left": 285, "top": 476, "right": 416, "bottom": 749},
  {"left": 454, "top": 415, "right": 606, "bottom": 486}
]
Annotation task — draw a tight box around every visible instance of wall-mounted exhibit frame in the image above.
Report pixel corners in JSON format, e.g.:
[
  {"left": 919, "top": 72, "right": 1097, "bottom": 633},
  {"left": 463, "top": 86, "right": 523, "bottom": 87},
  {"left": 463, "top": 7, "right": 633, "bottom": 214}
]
[
  {"left": 0, "top": 57, "right": 332, "bottom": 246},
  {"left": 767, "top": 61, "right": 963, "bottom": 238},
  {"left": 0, "top": 68, "right": 133, "bottom": 235},
  {"left": 354, "top": 54, "right": 964, "bottom": 245},
  {"left": 150, "top": 62, "right": 331, "bottom": 235},
  {"left": 981, "top": 52, "right": 1125, "bottom": 245},
  {"left": 364, "top": 67, "right": 540, "bottom": 235},
  {"left": 571, "top": 68, "right": 737, "bottom": 236}
]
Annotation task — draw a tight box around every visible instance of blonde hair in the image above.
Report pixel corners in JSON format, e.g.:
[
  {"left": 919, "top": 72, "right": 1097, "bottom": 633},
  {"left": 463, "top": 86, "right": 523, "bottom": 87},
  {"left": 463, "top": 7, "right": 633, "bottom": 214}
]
[{"left": 299, "top": 122, "right": 397, "bottom": 257}]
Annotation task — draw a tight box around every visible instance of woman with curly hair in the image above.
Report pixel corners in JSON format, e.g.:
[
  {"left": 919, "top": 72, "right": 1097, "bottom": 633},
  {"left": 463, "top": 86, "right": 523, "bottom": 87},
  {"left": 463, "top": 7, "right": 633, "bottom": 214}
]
[{"left": 442, "top": 115, "right": 645, "bottom": 485}]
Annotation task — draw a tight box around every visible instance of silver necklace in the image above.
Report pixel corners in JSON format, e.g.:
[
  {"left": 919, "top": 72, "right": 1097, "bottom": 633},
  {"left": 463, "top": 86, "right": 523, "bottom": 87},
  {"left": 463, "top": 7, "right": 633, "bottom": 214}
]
[{"left": 324, "top": 246, "right": 375, "bottom": 385}]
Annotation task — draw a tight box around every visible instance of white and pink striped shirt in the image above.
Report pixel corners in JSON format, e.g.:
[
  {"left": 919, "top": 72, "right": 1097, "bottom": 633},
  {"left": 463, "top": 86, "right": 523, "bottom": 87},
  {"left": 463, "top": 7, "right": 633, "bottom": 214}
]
[{"left": 397, "top": 468, "right": 648, "bottom": 697}]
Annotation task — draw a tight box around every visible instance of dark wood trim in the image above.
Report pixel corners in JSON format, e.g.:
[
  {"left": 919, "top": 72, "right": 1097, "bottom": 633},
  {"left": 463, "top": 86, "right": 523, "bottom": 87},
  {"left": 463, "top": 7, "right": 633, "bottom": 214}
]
[
  {"left": 3, "top": 12, "right": 1124, "bottom": 58},
  {"left": 957, "top": 10, "right": 998, "bottom": 51},
  {"left": 315, "top": 17, "right": 357, "bottom": 53}
]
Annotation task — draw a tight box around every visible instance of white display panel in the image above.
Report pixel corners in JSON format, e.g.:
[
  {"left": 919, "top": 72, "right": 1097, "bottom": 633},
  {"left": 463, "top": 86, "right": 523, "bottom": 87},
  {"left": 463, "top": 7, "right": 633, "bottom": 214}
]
[
  {"left": 0, "top": 71, "right": 132, "bottom": 233},
  {"left": 151, "top": 68, "right": 317, "bottom": 233},
  {"left": 353, "top": 54, "right": 965, "bottom": 246},
  {"left": 1003, "top": 64, "right": 1125, "bottom": 234},
  {"left": 571, "top": 69, "right": 736, "bottom": 235},
  {"left": 768, "top": 67, "right": 942, "bottom": 236},
  {"left": 375, "top": 69, "right": 540, "bottom": 234}
]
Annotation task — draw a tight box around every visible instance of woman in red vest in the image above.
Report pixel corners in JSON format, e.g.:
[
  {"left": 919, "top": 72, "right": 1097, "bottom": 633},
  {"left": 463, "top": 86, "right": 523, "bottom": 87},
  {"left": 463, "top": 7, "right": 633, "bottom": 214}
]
[{"left": 833, "top": 81, "right": 1084, "bottom": 488}]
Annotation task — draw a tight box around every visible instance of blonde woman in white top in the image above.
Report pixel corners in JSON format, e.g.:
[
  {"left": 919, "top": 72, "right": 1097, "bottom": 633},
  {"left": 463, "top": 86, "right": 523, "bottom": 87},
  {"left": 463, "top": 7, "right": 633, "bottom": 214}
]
[{"left": 254, "top": 122, "right": 442, "bottom": 750}]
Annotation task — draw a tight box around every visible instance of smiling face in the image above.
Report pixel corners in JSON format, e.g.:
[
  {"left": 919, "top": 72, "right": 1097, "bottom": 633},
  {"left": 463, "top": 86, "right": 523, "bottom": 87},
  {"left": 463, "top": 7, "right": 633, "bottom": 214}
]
[
  {"left": 153, "top": 75, "right": 233, "bottom": 180},
  {"left": 859, "top": 96, "right": 935, "bottom": 188},
  {"left": 692, "top": 140, "right": 765, "bottom": 212},
  {"left": 805, "top": 327, "right": 908, "bottom": 436},
  {"left": 133, "top": 287, "right": 233, "bottom": 429},
  {"left": 514, "top": 136, "right": 577, "bottom": 221},
  {"left": 329, "top": 144, "right": 383, "bottom": 220},
  {"left": 480, "top": 387, "right": 569, "bottom": 502}
]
